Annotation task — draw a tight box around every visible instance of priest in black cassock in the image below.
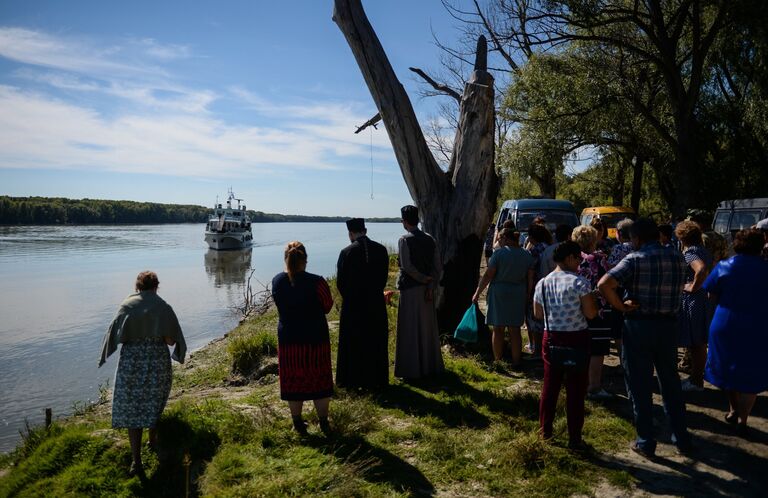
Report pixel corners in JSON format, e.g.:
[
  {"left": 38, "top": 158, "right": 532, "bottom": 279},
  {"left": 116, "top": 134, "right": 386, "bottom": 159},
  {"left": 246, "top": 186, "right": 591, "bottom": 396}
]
[{"left": 335, "top": 218, "right": 390, "bottom": 389}]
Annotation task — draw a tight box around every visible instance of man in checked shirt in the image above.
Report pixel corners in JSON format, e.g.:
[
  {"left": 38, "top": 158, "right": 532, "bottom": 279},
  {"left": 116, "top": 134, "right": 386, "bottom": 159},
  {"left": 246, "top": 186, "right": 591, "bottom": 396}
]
[{"left": 598, "top": 217, "right": 693, "bottom": 458}]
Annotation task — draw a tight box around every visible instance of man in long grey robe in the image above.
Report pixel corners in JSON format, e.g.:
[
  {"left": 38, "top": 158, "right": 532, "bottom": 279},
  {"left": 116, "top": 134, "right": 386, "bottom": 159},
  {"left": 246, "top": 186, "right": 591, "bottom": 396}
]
[
  {"left": 336, "top": 218, "right": 390, "bottom": 389},
  {"left": 394, "top": 205, "right": 445, "bottom": 379}
]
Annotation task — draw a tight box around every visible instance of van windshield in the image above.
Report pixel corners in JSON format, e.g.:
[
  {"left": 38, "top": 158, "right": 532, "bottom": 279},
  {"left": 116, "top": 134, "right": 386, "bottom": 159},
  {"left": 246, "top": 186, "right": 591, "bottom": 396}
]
[
  {"left": 517, "top": 210, "right": 579, "bottom": 232},
  {"left": 595, "top": 212, "right": 637, "bottom": 229},
  {"left": 730, "top": 210, "right": 762, "bottom": 231}
]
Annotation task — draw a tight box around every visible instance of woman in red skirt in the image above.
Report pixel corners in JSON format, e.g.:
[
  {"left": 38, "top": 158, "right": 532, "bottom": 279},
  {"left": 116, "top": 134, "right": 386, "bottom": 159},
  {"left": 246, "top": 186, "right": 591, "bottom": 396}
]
[{"left": 272, "top": 241, "right": 334, "bottom": 435}]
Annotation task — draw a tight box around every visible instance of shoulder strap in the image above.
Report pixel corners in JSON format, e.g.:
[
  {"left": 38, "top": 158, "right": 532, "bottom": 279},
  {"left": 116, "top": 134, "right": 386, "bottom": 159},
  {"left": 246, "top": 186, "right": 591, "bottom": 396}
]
[{"left": 542, "top": 278, "right": 549, "bottom": 331}]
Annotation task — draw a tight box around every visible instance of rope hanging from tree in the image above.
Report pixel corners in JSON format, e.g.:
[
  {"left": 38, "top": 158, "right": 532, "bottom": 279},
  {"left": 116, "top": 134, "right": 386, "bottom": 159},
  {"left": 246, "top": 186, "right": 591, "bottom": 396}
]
[{"left": 370, "top": 125, "right": 374, "bottom": 200}]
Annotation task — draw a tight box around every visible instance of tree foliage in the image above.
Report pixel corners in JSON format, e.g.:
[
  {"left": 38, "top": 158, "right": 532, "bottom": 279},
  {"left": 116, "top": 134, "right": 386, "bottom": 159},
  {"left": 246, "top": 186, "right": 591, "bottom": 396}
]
[{"left": 426, "top": 0, "right": 768, "bottom": 218}]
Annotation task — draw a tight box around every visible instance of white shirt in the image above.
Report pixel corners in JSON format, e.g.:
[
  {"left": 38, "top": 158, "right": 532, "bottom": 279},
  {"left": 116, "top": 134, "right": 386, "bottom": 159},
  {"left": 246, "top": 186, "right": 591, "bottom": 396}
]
[{"left": 533, "top": 271, "right": 591, "bottom": 331}]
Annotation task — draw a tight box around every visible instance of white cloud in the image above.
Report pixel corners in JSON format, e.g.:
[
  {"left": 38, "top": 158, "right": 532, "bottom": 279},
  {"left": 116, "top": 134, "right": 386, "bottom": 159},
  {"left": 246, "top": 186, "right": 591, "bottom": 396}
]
[
  {"left": 14, "top": 69, "right": 217, "bottom": 113},
  {"left": 0, "top": 27, "right": 160, "bottom": 78},
  {"left": 0, "top": 85, "right": 396, "bottom": 178},
  {"left": 0, "top": 28, "right": 399, "bottom": 181},
  {"left": 136, "top": 38, "right": 192, "bottom": 60}
]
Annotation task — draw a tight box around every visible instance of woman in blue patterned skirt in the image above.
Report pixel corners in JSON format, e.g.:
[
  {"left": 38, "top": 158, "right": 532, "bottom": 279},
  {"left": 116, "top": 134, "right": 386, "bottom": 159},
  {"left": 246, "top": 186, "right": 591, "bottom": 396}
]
[{"left": 99, "top": 271, "right": 186, "bottom": 477}]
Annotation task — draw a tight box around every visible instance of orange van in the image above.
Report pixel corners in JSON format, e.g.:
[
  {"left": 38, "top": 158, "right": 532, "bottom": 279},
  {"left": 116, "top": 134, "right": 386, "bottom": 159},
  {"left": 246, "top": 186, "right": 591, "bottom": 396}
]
[{"left": 580, "top": 206, "right": 637, "bottom": 240}]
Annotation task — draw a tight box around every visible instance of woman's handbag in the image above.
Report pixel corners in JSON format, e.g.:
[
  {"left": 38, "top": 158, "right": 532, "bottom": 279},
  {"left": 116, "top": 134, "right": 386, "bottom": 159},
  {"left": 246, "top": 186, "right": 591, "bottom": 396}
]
[
  {"left": 454, "top": 303, "right": 480, "bottom": 343},
  {"left": 547, "top": 344, "right": 590, "bottom": 370},
  {"left": 542, "top": 284, "right": 589, "bottom": 371}
]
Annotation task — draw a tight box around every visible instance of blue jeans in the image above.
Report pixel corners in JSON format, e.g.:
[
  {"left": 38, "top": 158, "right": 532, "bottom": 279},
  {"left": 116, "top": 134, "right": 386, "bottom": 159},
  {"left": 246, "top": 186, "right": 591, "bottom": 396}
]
[{"left": 622, "top": 318, "right": 691, "bottom": 453}]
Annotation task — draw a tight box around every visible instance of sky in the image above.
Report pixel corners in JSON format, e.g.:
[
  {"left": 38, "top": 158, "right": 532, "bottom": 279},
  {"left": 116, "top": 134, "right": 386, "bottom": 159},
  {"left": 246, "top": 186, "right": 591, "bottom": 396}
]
[{"left": 0, "top": 1, "right": 465, "bottom": 217}]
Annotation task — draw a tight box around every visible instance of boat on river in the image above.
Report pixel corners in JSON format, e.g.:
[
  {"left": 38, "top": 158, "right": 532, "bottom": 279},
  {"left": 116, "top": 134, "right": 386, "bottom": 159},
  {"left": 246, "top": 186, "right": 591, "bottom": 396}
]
[{"left": 204, "top": 190, "right": 253, "bottom": 250}]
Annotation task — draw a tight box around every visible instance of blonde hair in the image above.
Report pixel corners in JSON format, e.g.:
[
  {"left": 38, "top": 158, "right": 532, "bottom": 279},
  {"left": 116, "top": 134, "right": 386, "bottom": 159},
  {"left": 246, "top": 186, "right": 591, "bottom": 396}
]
[
  {"left": 675, "top": 220, "right": 702, "bottom": 247},
  {"left": 571, "top": 226, "right": 598, "bottom": 253},
  {"left": 284, "top": 241, "right": 307, "bottom": 283}
]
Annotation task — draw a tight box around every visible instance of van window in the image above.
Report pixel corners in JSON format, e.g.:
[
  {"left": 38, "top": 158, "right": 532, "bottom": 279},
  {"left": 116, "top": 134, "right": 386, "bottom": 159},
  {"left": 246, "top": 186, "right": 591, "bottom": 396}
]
[
  {"left": 713, "top": 211, "right": 730, "bottom": 234},
  {"left": 730, "top": 210, "right": 761, "bottom": 231},
  {"left": 581, "top": 214, "right": 594, "bottom": 226},
  {"left": 595, "top": 212, "right": 637, "bottom": 229},
  {"left": 497, "top": 208, "right": 510, "bottom": 227},
  {"left": 517, "top": 210, "right": 579, "bottom": 232}
]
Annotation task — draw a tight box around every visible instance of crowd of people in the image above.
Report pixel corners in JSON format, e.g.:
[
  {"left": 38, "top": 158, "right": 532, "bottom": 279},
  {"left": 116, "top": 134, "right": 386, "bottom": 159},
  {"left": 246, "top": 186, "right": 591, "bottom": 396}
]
[
  {"left": 479, "top": 214, "right": 768, "bottom": 456},
  {"left": 99, "top": 207, "right": 768, "bottom": 476}
]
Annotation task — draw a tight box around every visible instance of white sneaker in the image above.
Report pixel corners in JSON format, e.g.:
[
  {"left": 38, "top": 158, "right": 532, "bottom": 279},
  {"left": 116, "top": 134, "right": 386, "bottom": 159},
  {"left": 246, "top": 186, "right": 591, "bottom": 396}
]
[{"left": 681, "top": 379, "right": 704, "bottom": 392}]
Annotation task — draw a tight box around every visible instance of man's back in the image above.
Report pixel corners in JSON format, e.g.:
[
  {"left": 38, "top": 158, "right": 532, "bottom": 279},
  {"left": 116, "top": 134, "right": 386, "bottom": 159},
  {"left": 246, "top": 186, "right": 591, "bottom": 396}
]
[
  {"left": 607, "top": 242, "right": 686, "bottom": 315},
  {"left": 338, "top": 236, "right": 389, "bottom": 296}
]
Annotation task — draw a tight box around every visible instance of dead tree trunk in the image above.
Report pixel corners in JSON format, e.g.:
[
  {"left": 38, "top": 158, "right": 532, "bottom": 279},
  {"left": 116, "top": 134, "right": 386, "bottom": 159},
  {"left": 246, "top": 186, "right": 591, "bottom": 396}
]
[{"left": 333, "top": 0, "right": 498, "bottom": 332}]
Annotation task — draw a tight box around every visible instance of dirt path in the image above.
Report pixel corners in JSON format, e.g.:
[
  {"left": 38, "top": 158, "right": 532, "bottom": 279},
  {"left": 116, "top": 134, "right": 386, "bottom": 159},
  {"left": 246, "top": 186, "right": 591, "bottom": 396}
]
[
  {"left": 473, "top": 268, "right": 768, "bottom": 497},
  {"left": 587, "top": 353, "right": 768, "bottom": 497}
]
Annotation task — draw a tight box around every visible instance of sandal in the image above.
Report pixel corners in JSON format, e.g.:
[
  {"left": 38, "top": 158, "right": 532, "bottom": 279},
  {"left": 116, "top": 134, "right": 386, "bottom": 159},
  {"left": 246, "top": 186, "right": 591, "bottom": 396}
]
[{"left": 724, "top": 411, "right": 738, "bottom": 425}]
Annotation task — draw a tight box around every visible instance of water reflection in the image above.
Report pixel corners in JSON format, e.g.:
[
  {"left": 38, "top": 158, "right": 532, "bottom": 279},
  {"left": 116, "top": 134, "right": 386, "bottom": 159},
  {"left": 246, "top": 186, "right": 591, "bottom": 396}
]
[{"left": 204, "top": 248, "right": 253, "bottom": 288}]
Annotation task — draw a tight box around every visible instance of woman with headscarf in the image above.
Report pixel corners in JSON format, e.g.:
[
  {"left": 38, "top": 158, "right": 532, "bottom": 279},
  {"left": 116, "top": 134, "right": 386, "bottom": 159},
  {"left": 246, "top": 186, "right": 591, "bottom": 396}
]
[
  {"left": 99, "top": 271, "right": 186, "bottom": 477},
  {"left": 272, "top": 242, "right": 334, "bottom": 435}
]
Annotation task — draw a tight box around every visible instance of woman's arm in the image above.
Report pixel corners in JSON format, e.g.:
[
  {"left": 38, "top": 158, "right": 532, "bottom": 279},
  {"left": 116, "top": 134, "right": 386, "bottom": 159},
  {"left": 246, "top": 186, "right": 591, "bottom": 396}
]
[
  {"left": 579, "top": 293, "right": 599, "bottom": 320},
  {"left": 316, "top": 278, "right": 334, "bottom": 314},
  {"left": 684, "top": 259, "right": 708, "bottom": 293},
  {"left": 472, "top": 266, "right": 497, "bottom": 303},
  {"left": 533, "top": 300, "right": 544, "bottom": 321},
  {"left": 527, "top": 268, "right": 535, "bottom": 301}
]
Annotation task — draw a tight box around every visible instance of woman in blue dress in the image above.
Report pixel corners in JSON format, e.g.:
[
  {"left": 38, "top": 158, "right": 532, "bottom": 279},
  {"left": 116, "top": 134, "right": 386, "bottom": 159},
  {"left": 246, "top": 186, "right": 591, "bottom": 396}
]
[
  {"left": 675, "top": 221, "right": 713, "bottom": 391},
  {"left": 703, "top": 229, "right": 768, "bottom": 436},
  {"left": 473, "top": 228, "right": 535, "bottom": 365}
]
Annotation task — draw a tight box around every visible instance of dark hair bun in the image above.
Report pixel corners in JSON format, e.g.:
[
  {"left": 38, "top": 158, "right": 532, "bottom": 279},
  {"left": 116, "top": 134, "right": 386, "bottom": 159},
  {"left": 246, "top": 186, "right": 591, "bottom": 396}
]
[{"left": 553, "top": 240, "right": 582, "bottom": 263}]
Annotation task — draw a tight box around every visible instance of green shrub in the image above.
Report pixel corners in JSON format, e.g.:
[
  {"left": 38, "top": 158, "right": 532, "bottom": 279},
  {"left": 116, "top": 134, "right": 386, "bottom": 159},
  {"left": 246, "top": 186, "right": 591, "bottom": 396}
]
[{"left": 228, "top": 330, "right": 277, "bottom": 376}]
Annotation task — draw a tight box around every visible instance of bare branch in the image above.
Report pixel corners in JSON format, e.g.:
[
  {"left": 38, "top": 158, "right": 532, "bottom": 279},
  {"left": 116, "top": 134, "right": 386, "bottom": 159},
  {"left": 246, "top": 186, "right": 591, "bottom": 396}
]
[
  {"left": 408, "top": 67, "right": 462, "bottom": 101},
  {"left": 354, "top": 113, "right": 381, "bottom": 134}
]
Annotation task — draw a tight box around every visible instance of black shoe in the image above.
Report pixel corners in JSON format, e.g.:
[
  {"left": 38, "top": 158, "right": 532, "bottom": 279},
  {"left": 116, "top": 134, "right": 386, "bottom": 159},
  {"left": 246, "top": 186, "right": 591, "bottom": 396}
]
[
  {"left": 128, "top": 461, "right": 146, "bottom": 479},
  {"left": 629, "top": 441, "right": 655, "bottom": 459},
  {"left": 319, "top": 417, "right": 332, "bottom": 436},
  {"left": 568, "top": 440, "right": 592, "bottom": 454},
  {"left": 737, "top": 424, "right": 751, "bottom": 440},
  {"left": 676, "top": 441, "right": 696, "bottom": 456},
  {"left": 292, "top": 416, "right": 308, "bottom": 436},
  {"left": 724, "top": 411, "right": 738, "bottom": 425}
]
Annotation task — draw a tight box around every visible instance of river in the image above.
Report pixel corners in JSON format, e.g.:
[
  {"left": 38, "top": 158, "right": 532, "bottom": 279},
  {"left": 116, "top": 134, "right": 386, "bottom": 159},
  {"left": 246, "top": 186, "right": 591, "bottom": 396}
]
[{"left": 0, "top": 222, "right": 403, "bottom": 453}]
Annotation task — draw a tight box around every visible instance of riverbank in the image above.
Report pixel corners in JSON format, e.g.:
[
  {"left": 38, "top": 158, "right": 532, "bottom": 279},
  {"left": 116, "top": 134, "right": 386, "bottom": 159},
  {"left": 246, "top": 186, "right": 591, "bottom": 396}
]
[{"left": 1, "top": 261, "right": 766, "bottom": 497}]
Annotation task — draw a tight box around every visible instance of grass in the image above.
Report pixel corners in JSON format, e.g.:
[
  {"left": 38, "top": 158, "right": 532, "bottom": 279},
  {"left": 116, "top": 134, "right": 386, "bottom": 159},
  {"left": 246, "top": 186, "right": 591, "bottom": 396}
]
[{"left": 0, "top": 261, "right": 638, "bottom": 497}]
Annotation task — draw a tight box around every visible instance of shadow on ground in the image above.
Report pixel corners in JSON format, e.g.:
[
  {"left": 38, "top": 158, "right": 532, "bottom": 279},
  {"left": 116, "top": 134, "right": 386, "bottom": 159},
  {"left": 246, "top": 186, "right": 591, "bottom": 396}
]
[{"left": 306, "top": 434, "right": 436, "bottom": 497}]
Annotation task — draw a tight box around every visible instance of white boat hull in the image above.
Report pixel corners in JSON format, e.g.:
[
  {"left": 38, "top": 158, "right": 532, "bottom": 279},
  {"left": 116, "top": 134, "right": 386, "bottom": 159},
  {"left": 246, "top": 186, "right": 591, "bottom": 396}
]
[{"left": 205, "top": 231, "right": 253, "bottom": 250}]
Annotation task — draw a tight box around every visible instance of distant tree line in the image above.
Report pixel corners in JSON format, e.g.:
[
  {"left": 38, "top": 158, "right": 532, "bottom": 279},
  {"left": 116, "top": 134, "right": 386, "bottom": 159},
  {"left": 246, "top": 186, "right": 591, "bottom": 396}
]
[{"left": 0, "top": 196, "right": 398, "bottom": 225}]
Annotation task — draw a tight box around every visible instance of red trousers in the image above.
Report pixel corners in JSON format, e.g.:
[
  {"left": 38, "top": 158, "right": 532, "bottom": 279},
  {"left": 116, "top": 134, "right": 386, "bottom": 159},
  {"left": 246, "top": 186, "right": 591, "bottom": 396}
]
[{"left": 539, "top": 330, "right": 590, "bottom": 444}]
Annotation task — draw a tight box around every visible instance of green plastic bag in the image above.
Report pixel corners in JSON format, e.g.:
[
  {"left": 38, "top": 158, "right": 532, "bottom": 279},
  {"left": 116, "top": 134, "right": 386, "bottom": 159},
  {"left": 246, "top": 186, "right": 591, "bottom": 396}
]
[{"left": 453, "top": 303, "right": 479, "bottom": 343}]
